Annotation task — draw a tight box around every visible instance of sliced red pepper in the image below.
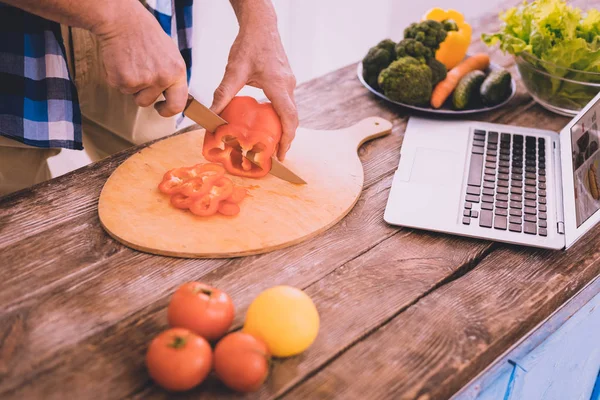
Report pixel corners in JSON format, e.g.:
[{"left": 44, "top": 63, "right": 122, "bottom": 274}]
[
  {"left": 180, "top": 171, "right": 223, "bottom": 198},
  {"left": 218, "top": 202, "right": 241, "bottom": 216},
  {"left": 208, "top": 177, "right": 234, "bottom": 201},
  {"left": 158, "top": 167, "right": 196, "bottom": 194},
  {"left": 189, "top": 194, "right": 220, "bottom": 217},
  {"left": 170, "top": 193, "right": 192, "bottom": 210},
  {"left": 226, "top": 186, "right": 247, "bottom": 204},
  {"left": 198, "top": 163, "right": 226, "bottom": 178},
  {"left": 202, "top": 96, "right": 282, "bottom": 178}
]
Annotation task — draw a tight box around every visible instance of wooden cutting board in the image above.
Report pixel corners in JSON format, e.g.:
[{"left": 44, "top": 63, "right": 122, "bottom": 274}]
[{"left": 98, "top": 117, "right": 392, "bottom": 258}]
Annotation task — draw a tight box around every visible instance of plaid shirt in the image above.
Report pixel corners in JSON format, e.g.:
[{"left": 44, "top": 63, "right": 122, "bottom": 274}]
[{"left": 0, "top": 0, "right": 193, "bottom": 150}]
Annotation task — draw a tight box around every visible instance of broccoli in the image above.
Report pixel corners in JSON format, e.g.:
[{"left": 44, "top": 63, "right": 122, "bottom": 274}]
[
  {"left": 377, "top": 56, "right": 433, "bottom": 105},
  {"left": 404, "top": 20, "right": 448, "bottom": 50},
  {"left": 395, "top": 39, "right": 433, "bottom": 64},
  {"left": 442, "top": 19, "right": 459, "bottom": 32},
  {"left": 427, "top": 58, "right": 447, "bottom": 86},
  {"left": 361, "top": 39, "right": 397, "bottom": 89}
]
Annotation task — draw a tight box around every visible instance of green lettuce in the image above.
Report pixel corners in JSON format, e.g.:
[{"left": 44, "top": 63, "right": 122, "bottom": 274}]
[{"left": 483, "top": 0, "right": 600, "bottom": 111}]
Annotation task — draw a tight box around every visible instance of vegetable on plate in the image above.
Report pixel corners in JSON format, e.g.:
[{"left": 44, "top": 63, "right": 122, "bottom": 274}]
[
  {"left": 202, "top": 96, "right": 282, "bottom": 178},
  {"left": 404, "top": 20, "right": 448, "bottom": 50},
  {"left": 431, "top": 53, "right": 490, "bottom": 108},
  {"left": 423, "top": 8, "right": 473, "bottom": 70},
  {"left": 378, "top": 56, "right": 433, "bottom": 106},
  {"left": 480, "top": 70, "right": 513, "bottom": 106},
  {"left": 453, "top": 70, "right": 486, "bottom": 110},
  {"left": 361, "top": 39, "right": 397, "bottom": 89},
  {"left": 395, "top": 38, "right": 433, "bottom": 64}
]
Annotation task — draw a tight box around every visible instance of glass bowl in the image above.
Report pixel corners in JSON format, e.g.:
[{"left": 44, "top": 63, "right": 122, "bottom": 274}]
[{"left": 515, "top": 52, "right": 600, "bottom": 117}]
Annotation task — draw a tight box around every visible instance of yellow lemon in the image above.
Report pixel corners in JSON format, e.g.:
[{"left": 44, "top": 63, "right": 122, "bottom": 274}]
[{"left": 243, "top": 286, "right": 319, "bottom": 357}]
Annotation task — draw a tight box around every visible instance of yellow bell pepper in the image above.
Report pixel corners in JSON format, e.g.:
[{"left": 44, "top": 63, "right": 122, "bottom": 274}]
[{"left": 423, "top": 8, "right": 472, "bottom": 70}]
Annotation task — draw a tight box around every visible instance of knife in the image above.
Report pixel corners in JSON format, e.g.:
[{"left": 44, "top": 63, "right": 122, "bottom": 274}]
[{"left": 184, "top": 95, "right": 307, "bottom": 185}]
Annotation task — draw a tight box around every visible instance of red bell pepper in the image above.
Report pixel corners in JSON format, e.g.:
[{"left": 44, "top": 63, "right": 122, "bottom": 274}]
[{"left": 202, "top": 96, "right": 282, "bottom": 178}]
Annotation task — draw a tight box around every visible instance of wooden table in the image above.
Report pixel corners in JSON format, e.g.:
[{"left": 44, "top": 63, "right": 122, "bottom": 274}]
[{"left": 1, "top": 1, "right": 599, "bottom": 398}]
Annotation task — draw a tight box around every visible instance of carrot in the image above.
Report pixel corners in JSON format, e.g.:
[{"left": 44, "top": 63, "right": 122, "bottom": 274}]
[{"left": 430, "top": 53, "right": 491, "bottom": 109}]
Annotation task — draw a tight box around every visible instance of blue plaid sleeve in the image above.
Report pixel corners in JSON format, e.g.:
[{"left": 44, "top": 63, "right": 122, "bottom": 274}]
[
  {"left": 0, "top": 1, "right": 193, "bottom": 150},
  {"left": 0, "top": 5, "right": 83, "bottom": 149}
]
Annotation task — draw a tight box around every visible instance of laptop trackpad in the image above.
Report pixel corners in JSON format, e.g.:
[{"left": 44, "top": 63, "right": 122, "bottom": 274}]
[{"left": 409, "top": 147, "right": 460, "bottom": 186}]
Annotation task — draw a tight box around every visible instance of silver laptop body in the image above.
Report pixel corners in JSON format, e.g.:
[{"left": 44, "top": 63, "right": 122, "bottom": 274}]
[{"left": 384, "top": 92, "right": 600, "bottom": 250}]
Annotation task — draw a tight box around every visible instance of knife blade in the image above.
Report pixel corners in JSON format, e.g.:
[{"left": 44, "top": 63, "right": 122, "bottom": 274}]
[{"left": 184, "top": 95, "right": 307, "bottom": 185}]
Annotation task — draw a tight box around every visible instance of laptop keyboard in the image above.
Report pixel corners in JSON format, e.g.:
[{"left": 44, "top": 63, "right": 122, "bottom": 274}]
[{"left": 462, "top": 129, "right": 548, "bottom": 236}]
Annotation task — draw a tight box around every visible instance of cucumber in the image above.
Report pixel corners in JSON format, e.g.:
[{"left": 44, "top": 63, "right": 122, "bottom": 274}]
[
  {"left": 480, "top": 70, "right": 512, "bottom": 106},
  {"left": 453, "top": 70, "right": 486, "bottom": 110}
]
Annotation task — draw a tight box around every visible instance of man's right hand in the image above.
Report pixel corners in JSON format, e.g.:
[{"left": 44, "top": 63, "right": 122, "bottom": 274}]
[{"left": 92, "top": 3, "right": 189, "bottom": 117}]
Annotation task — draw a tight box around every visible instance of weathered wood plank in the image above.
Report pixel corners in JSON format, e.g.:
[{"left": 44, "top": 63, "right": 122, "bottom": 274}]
[
  {"left": 1, "top": 190, "right": 494, "bottom": 399},
  {"left": 287, "top": 224, "right": 600, "bottom": 400},
  {"left": 0, "top": 174, "right": 398, "bottom": 398}
]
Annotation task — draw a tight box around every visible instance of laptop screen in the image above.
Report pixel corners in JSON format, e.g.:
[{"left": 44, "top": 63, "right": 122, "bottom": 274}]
[{"left": 571, "top": 100, "right": 600, "bottom": 227}]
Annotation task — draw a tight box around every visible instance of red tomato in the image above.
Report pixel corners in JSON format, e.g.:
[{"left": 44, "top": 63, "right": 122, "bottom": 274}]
[
  {"left": 218, "top": 202, "right": 240, "bottom": 216},
  {"left": 214, "top": 332, "right": 271, "bottom": 393},
  {"left": 146, "top": 328, "right": 212, "bottom": 392},
  {"left": 167, "top": 282, "right": 235, "bottom": 341}
]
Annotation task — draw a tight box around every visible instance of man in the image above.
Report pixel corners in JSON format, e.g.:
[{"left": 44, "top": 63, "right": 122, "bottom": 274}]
[{"left": 0, "top": 0, "right": 298, "bottom": 196}]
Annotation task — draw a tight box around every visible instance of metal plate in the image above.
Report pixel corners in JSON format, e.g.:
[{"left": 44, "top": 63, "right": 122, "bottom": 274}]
[{"left": 357, "top": 60, "right": 517, "bottom": 115}]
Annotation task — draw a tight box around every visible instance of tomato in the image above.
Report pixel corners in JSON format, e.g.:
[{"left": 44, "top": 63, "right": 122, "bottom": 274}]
[
  {"left": 167, "top": 282, "right": 235, "bottom": 341},
  {"left": 243, "top": 286, "right": 319, "bottom": 357},
  {"left": 218, "top": 202, "right": 240, "bottom": 216},
  {"left": 146, "top": 328, "right": 212, "bottom": 392},
  {"left": 227, "top": 186, "right": 247, "bottom": 204},
  {"left": 214, "top": 332, "right": 270, "bottom": 393},
  {"left": 170, "top": 193, "right": 192, "bottom": 209}
]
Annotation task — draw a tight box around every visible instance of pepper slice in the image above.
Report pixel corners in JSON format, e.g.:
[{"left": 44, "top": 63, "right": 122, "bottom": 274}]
[
  {"left": 158, "top": 167, "right": 197, "bottom": 194},
  {"left": 170, "top": 193, "right": 192, "bottom": 210},
  {"left": 180, "top": 170, "right": 224, "bottom": 198},
  {"left": 226, "top": 186, "right": 247, "bottom": 204},
  {"left": 208, "top": 177, "right": 234, "bottom": 201},
  {"left": 202, "top": 96, "right": 282, "bottom": 178},
  {"left": 197, "top": 163, "right": 226, "bottom": 179},
  {"left": 189, "top": 194, "right": 220, "bottom": 217},
  {"left": 218, "top": 202, "right": 241, "bottom": 216}
]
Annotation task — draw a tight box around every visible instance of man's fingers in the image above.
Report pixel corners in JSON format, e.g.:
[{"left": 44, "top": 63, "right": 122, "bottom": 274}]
[
  {"left": 133, "top": 86, "right": 165, "bottom": 108},
  {"left": 210, "top": 65, "right": 247, "bottom": 114},
  {"left": 154, "top": 78, "right": 189, "bottom": 117},
  {"left": 263, "top": 85, "right": 299, "bottom": 161}
]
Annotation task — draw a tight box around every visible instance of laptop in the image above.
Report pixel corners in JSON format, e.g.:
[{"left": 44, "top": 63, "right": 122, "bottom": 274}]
[{"left": 384, "top": 92, "right": 600, "bottom": 250}]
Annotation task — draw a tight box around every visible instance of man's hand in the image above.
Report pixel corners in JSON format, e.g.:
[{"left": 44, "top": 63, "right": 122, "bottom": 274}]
[
  {"left": 93, "top": 3, "right": 189, "bottom": 117},
  {"left": 5, "top": 0, "right": 190, "bottom": 117},
  {"left": 211, "top": 1, "right": 298, "bottom": 161}
]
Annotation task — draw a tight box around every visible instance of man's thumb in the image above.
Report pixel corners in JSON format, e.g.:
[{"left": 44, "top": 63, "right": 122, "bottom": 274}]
[{"left": 210, "top": 69, "right": 246, "bottom": 114}]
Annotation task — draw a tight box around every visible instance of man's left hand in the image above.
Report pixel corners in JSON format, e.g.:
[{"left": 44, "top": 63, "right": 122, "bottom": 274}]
[{"left": 210, "top": 10, "right": 298, "bottom": 162}]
